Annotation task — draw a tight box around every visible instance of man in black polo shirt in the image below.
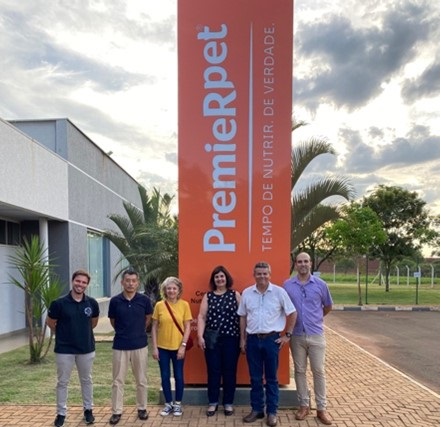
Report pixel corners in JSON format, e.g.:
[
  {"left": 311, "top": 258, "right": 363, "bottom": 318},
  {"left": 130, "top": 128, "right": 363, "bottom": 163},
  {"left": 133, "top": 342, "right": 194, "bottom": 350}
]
[
  {"left": 47, "top": 269, "right": 100, "bottom": 427},
  {"left": 108, "top": 268, "right": 153, "bottom": 425}
]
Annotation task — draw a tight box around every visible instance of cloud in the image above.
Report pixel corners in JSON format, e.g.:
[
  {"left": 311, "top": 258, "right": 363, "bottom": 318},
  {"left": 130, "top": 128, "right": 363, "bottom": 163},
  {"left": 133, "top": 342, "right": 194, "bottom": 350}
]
[
  {"left": 401, "top": 61, "right": 440, "bottom": 103},
  {"left": 294, "top": 0, "right": 439, "bottom": 111},
  {"left": 342, "top": 125, "right": 439, "bottom": 172},
  {"left": 0, "top": 0, "right": 438, "bottom": 218},
  {"left": 0, "top": 3, "right": 168, "bottom": 93},
  {"left": 165, "top": 152, "right": 177, "bottom": 165},
  {"left": 0, "top": 1, "right": 177, "bottom": 155}
]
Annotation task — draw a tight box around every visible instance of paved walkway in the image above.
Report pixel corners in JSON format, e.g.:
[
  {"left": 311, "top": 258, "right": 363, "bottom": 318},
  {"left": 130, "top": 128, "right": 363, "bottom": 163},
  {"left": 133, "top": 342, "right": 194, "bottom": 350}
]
[{"left": 0, "top": 319, "right": 439, "bottom": 427}]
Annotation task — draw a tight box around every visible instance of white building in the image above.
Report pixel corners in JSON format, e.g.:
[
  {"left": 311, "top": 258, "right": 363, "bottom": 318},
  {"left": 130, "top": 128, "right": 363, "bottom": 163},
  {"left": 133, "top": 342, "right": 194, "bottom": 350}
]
[{"left": 0, "top": 117, "right": 141, "bottom": 338}]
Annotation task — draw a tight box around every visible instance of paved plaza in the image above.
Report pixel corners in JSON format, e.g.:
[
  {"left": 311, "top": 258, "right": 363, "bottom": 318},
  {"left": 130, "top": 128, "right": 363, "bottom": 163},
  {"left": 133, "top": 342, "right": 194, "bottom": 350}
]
[{"left": 0, "top": 314, "right": 439, "bottom": 427}]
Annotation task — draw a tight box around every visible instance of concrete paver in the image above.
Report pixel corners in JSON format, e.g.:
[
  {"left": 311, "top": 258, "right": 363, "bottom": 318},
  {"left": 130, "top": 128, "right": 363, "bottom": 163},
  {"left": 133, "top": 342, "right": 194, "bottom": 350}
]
[{"left": 0, "top": 325, "right": 439, "bottom": 426}]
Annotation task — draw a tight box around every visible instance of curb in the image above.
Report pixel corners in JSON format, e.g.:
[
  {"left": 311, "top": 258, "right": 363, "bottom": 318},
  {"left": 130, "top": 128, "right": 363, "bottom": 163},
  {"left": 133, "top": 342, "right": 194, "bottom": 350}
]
[{"left": 333, "top": 305, "right": 440, "bottom": 312}]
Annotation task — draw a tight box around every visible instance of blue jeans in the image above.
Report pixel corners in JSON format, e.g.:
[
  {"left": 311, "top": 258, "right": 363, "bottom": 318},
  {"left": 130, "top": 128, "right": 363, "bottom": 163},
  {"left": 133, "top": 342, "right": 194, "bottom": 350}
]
[
  {"left": 204, "top": 335, "right": 240, "bottom": 405},
  {"left": 157, "top": 348, "right": 185, "bottom": 403},
  {"left": 245, "top": 333, "right": 280, "bottom": 414}
]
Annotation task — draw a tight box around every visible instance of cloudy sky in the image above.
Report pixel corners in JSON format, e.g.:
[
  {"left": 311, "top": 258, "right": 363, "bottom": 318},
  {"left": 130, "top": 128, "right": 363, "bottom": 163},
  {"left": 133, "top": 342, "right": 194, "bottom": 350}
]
[{"left": 0, "top": 0, "right": 439, "bottom": 214}]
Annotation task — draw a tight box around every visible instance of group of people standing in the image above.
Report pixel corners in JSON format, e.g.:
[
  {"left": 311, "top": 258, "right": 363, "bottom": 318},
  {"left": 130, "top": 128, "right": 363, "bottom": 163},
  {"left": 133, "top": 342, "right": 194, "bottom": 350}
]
[{"left": 47, "top": 252, "right": 333, "bottom": 427}]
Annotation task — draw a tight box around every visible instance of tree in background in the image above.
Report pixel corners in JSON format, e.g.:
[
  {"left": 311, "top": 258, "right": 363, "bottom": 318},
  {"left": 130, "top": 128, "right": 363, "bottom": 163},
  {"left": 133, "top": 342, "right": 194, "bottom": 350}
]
[
  {"left": 8, "top": 236, "right": 62, "bottom": 363},
  {"left": 429, "top": 214, "right": 440, "bottom": 257},
  {"left": 104, "top": 185, "right": 178, "bottom": 302},
  {"left": 362, "top": 185, "right": 437, "bottom": 291},
  {"left": 296, "top": 225, "right": 337, "bottom": 272},
  {"left": 290, "top": 121, "right": 355, "bottom": 272},
  {"left": 326, "top": 203, "right": 387, "bottom": 303}
]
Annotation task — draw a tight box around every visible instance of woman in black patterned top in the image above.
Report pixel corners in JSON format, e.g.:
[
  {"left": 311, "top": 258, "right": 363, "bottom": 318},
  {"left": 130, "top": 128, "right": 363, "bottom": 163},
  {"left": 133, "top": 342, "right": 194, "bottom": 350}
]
[{"left": 198, "top": 265, "right": 241, "bottom": 417}]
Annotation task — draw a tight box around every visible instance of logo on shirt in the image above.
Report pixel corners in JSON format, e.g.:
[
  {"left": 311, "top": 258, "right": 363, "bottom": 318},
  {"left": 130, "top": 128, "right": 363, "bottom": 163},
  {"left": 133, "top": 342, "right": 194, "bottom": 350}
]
[{"left": 84, "top": 307, "right": 92, "bottom": 317}]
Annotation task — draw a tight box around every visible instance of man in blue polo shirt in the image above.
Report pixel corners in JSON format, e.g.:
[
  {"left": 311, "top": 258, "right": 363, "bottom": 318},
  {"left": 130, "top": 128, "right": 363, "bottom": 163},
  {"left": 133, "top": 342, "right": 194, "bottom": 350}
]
[
  {"left": 108, "top": 268, "right": 153, "bottom": 425},
  {"left": 47, "top": 269, "right": 100, "bottom": 427},
  {"left": 283, "top": 252, "right": 333, "bottom": 425}
]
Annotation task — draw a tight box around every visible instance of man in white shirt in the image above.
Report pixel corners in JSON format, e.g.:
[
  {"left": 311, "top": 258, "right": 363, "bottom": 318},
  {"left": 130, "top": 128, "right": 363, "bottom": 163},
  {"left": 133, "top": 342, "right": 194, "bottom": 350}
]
[{"left": 237, "top": 261, "right": 297, "bottom": 427}]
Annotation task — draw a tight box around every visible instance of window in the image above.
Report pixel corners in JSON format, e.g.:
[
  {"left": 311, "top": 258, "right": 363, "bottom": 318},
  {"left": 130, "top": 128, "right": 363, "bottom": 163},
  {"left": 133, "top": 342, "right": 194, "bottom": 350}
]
[
  {"left": 7, "top": 222, "right": 20, "bottom": 245},
  {"left": 0, "top": 220, "right": 20, "bottom": 245},
  {"left": 87, "top": 231, "right": 109, "bottom": 298},
  {"left": 0, "top": 220, "right": 5, "bottom": 244}
]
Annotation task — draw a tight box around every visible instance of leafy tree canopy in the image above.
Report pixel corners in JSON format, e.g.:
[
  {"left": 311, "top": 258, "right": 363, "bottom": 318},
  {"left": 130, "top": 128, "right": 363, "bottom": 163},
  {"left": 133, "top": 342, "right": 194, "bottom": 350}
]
[
  {"left": 326, "top": 202, "right": 387, "bottom": 256},
  {"left": 362, "top": 185, "right": 437, "bottom": 290}
]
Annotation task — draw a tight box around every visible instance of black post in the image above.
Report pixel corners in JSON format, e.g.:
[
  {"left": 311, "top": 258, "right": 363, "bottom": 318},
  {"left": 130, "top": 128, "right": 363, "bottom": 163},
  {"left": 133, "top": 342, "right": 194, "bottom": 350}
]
[
  {"left": 415, "top": 265, "right": 419, "bottom": 305},
  {"left": 365, "top": 254, "right": 369, "bottom": 305}
]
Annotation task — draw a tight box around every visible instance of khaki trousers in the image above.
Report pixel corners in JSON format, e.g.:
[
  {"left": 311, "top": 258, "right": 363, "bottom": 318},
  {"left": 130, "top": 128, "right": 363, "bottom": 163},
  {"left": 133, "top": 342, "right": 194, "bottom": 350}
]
[
  {"left": 111, "top": 347, "right": 148, "bottom": 414},
  {"left": 290, "top": 334, "right": 327, "bottom": 410}
]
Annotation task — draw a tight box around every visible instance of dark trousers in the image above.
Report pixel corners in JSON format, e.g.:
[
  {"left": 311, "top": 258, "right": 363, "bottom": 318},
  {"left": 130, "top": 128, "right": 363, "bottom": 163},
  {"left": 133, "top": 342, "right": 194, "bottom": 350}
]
[
  {"left": 204, "top": 335, "right": 240, "bottom": 405},
  {"left": 245, "top": 333, "right": 280, "bottom": 414}
]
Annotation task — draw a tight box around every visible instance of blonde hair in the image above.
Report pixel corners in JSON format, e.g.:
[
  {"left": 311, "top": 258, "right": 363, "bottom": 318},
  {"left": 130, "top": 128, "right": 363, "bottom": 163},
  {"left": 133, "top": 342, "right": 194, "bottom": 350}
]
[{"left": 160, "top": 276, "right": 183, "bottom": 299}]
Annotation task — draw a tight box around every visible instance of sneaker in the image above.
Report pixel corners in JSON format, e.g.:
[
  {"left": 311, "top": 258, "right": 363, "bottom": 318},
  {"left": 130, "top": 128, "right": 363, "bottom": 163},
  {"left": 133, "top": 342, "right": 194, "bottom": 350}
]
[
  {"left": 138, "top": 409, "right": 148, "bottom": 420},
  {"left": 54, "top": 414, "right": 65, "bottom": 427},
  {"left": 160, "top": 403, "right": 173, "bottom": 416},
  {"left": 84, "top": 409, "right": 95, "bottom": 424},
  {"left": 173, "top": 404, "right": 183, "bottom": 416}
]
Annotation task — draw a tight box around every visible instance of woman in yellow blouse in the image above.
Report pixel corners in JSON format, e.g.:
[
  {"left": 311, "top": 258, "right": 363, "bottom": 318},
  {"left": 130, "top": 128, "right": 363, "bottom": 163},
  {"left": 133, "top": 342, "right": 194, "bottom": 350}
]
[{"left": 151, "top": 277, "right": 192, "bottom": 417}]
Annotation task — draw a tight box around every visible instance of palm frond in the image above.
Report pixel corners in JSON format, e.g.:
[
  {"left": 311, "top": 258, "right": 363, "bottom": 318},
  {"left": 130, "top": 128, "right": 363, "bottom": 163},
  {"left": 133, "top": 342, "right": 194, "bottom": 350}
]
[
  {"left": 291, "top": 204, "right": 342, "bottom": 250},
  {"left": 104, "top": 185, "right": 178, "bottom": 298},
  {"left": 290, "top": 121, "right": 355, "bottom": 252},
  {"left": 292, "top": 177, "right": 355, "bottom": 227},
  {"left": 291, "top": 139, "right": 336, "bottom": 190}
]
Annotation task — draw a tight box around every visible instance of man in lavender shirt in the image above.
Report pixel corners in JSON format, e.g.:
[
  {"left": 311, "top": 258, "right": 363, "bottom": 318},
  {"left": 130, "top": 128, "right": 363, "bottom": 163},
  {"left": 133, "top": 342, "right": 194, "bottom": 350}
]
[{"left": 283, "top": 252, "right": 333, "bottom": 425}]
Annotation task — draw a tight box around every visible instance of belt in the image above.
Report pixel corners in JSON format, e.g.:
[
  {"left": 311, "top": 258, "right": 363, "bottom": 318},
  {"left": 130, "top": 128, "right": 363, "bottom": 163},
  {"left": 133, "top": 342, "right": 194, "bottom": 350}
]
[{"left": 248, "top": 331, "right": 279, "bottom": 339}]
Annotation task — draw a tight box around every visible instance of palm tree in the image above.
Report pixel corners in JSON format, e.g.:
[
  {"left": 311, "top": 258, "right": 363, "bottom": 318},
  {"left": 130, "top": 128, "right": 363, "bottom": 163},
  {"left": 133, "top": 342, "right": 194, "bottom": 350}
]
[
  {"left": 290, "top": 121, "right": 355, "bottom": 272},
  {"left": 8, "top": 236, "right": 62, "bottom": 363},
  {"left": 104, "top": 185, "right": 178, "bottom": 302}
]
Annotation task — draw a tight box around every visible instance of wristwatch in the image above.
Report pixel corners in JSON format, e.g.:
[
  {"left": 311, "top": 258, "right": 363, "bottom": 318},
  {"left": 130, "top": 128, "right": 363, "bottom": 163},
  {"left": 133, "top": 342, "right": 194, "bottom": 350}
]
[{"left": 285, "top": 332, "right": 292, "bottom": 338}]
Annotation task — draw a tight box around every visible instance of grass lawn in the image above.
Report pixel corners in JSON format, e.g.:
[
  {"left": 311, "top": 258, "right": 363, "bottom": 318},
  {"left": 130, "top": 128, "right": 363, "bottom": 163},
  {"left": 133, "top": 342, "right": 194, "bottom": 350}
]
[
  {"left": 0, "top": 339, "right": 162, "bottom": 405},
  {"left": 328, "top": 281, "right": 440, "bottom": 306}
]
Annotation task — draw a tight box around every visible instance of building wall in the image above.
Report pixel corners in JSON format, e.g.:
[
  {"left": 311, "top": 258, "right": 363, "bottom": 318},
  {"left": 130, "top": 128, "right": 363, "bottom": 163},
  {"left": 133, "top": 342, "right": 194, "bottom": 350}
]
[
  {"left": 0, "top": 118, "right": 142, "bottom": 337},
  {"left": 0, "top": 119, "right": 68, "bottom": 220},
  {"left": 0, "top": 245, "right": 26, "bottom": 335}
]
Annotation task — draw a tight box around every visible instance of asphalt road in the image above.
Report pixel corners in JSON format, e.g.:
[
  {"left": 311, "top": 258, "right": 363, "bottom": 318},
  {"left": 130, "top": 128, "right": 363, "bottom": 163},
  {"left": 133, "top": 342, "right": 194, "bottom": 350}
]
[{"left": 324, "top": 310, "right": 440, "bottom": 393}]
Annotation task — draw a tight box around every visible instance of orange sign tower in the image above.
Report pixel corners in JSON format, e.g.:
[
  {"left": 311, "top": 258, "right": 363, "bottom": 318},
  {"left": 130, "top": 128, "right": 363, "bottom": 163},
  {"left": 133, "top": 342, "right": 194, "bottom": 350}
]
[{"left": 178, "top": 0, "right": 293, "bottom": 384}]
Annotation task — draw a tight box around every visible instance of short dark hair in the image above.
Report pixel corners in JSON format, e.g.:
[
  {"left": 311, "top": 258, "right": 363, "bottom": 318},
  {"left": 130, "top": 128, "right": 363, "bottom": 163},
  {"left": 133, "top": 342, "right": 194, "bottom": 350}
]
[
  {"left": 254, "top": 261, "right": 271, "bottom": 272},
  {"left": 122, "top": 268, "right": 139, "bottom": 279},
  {"left": 209, "top": 265, "right": 234, "bottom": 290},
  {"left": 72, "top": 269, "right": 91, "bottom": 283}
]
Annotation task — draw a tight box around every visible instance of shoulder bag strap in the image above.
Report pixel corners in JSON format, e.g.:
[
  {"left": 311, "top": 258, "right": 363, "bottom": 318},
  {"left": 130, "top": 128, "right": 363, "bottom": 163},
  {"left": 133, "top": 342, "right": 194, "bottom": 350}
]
[{"left": 164, "top": 300, "right": 184, "bottom": 336}]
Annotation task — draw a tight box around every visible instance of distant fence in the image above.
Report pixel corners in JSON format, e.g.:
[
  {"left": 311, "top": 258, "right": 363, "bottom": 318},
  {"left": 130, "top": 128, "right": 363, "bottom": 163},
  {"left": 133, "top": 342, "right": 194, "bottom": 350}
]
[{"left": 317, "top": 259, "right": 440, "bottom": 287}]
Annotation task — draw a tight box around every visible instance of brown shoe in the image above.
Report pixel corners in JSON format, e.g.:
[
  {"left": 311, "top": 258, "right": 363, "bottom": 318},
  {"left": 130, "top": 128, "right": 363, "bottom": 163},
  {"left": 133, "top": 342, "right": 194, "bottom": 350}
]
[
  {"left": 266, "top": 413, "right": 277, "bottom": 426},
  {"left": 317, "top": 410, "right": 332, "bottom": 425},
  {"left": 243, "top": 410, "right": 265, "bottom": 423},
  {"left": 295, "top": 406, "right": 310, "bottom": 420}
]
